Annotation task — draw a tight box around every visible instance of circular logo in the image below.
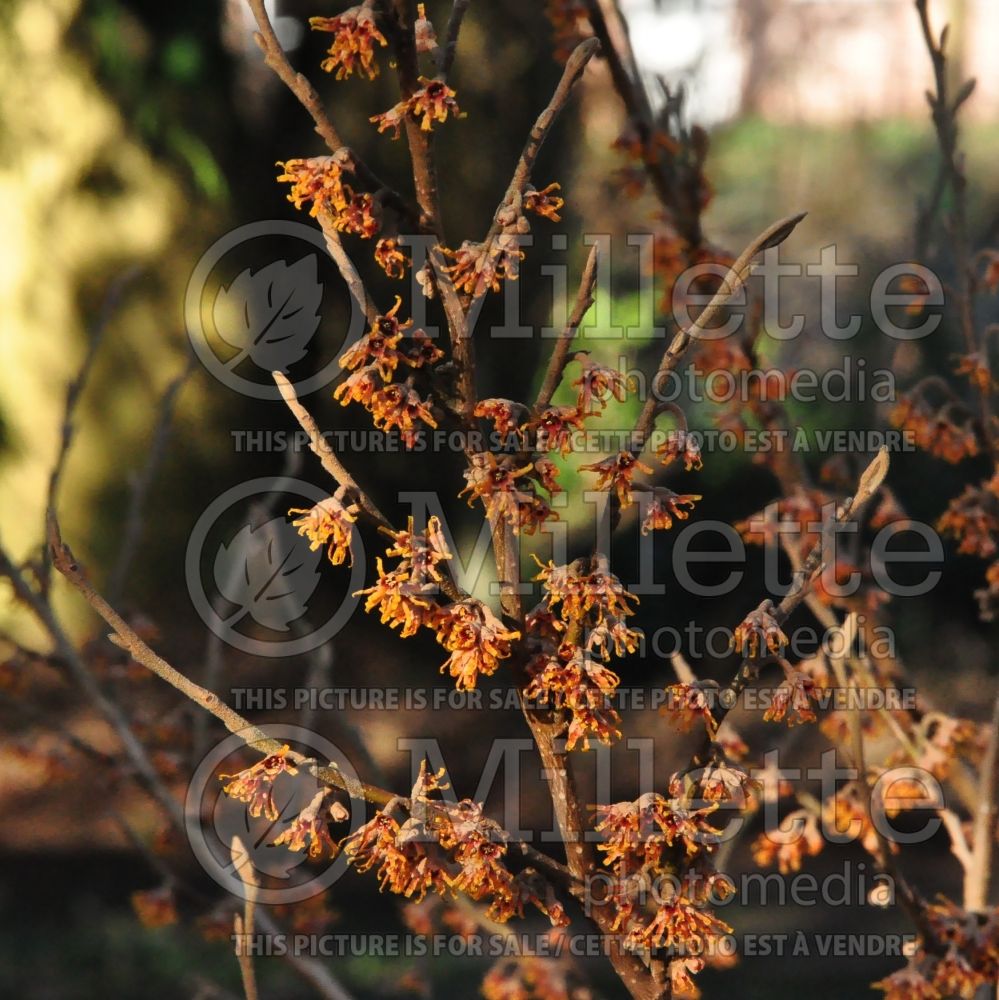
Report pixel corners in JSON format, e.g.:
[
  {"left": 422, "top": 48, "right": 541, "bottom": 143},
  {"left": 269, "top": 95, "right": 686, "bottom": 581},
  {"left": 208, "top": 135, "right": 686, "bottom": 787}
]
[
  {"left": 185, "top": 220, "right": 367, "bottom": 398},
  {"left": 186, "top": 477, "right": 365, "bottom": 657},
  {"left": 185, "top": 724, "right": 365, "bottom": 904}
]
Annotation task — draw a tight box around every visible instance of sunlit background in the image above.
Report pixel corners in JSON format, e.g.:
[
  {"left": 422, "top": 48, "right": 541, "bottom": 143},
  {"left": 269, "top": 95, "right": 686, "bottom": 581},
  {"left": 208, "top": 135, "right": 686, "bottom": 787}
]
[{"left": 2, "top": 0, "right": 998, "bottom": 996}]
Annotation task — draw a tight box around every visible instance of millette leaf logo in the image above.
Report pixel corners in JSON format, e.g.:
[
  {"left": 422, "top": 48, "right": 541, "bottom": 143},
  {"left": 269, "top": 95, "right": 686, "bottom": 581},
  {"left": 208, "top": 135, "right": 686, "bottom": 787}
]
[
  {"left": 212, "top": 256, "right": 323, "bottom": 372},
  {"left": 217, "top": 788, "right": 305, "bottom": 882},
  {"left": 212, "top": 517, "right": 322, "bottom": 632}
]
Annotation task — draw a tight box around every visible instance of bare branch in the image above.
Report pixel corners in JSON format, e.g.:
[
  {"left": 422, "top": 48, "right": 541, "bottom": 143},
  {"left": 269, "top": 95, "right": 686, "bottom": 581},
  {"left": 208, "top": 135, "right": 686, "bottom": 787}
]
[
  {"left": 41, "top": 267, "right": 140, "bottom": 591},
  {"left": 534, "top": 244, "right": 599, "bottom": 412},
  {"left": 437, "top": 0, "right": 472, "bottom": 79},
  {"left": 966, "top": 689, "right": 999, "bottom": 911},
  {"left": 109, "top": 354, "right": 196, "bottom": 603},
  {"left": 273, "top": 371, "right": 394, "bottom": 532}
]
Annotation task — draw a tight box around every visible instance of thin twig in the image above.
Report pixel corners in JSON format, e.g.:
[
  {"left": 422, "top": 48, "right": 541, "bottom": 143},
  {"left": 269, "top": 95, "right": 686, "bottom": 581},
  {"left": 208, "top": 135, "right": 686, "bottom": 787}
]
[
  {"left": 109, "top": 355, "right": 196, "bottom": 603},
  {"left": 273, "top": 371, "right": 393, "bottom": 532},
  {"left": 691, "top": 449, "right": 889, "bottom": 763},
  {"left": 40, "top": 267, "right": 140, "bottom": 591},
  {"left": 246, "top": 0, "right": 417, "bottom": 226},
  {"left": 584, "top": 0, "right": 702, "bottom": 248},
  {"left": 966, "top": 690, "right": 999, "bottom": 911},
  {"left": 477, "top": 39, "right": 599, "bottom": 261},
  {"left": 231, "top": 836, "right": 259, "bottom": 1000},
  {"left": 46, "top": 513, "right": 577, "bottom": 889},
  {"left": 1, "top": 539, "right": 185, "bottom": 830},
  {"left": 437, "top": 0, "right": 471, "bottom": 79},
  {"left": 193, "top": 447, "right": 304, "bottom": 760},
  {"left": 534, "top": 244, "right": 600, "bottom": 412},
  {"left": 389, "top": 0, "right": 445, "bottom": 236}
]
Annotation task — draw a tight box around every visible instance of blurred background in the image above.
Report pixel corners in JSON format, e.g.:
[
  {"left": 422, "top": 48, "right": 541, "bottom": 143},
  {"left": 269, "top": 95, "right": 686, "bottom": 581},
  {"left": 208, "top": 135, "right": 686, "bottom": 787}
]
[{"left": 1, "top": 0, "right": 998, "bottom": 997}]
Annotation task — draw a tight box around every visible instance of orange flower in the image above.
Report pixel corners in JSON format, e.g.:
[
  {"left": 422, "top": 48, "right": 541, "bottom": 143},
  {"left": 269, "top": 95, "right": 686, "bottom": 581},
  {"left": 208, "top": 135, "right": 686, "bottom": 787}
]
[
  {"left": 525, "top": 646, "right": 622, "bottom": 750},
  {"left": 330, "top": 187, "right": 382, "bottom": 238},
  {"left": 272, "top": 789, "right": 339, "bottom": 859},
  {"left": 433, "top": 599, "right": 520, "bottom": 691},
  {"left": 276, "top": 156, "right": 347, "bottom": 215},
  {"left": 736, "top": 485, "right": 832, "bottom": 557},
  {"left": 355, "top": 518, "right": 451, "bottom": 636},
  {"left": 288, "top": 494, "right": 357, "bottom": 566},
  {"left": 533, "top": 457, "right": 562, "bottom": 494},
  {"left": 581, "top": 450, "right": 654, "bottom": 508},
  {"left": 764, "top": 670, "right": 818, "bottom": 726},
  {"left": 311, "top": 6, "right": 387, "bottom": 80},
  {"left": 656, "top": 429, "right": 703, "bottom": 471},
  {"left": 386, "top": 515, "right": 453, "bottom": 585},
  {"left": 594, "top": 792, "right": 721, "bottom": 874},
  {"left": 661, "top": 682, "right": 719, "bottom": 736},
  {"left": 132, "top": 886, "right": 178, "bottom": 928},
  {"left": 442, "top": 236, "right": 524, "bottom": 296},
  {"left": 371, "top": 77, "right": 463, "bottom": 137},
  {"left": 523, "top": 182, "right": 564, "bottom": 222},
  {"left": 896, "top": 271, "right": 931, "bottom": 315},
  {"left": 333, "top": 363, "right": 381, "bottom": 408},
  {"left": 752, "top": 809, "right": 824, "bottom": 874},
  {"left": 731, "top": 600, "right": 787, "bottom": 658},
  {"left": 374, "top": 237, "right": 408, "bottom": 278},
  {"left": 473, "top": 398, "right": 529, "bottom": 440},
  {"left": 342, "top": 811, "right": 450, "bottom": 901},
  {"left": 220, "top": 746, "right": 299, "bottom": 821},
  {"left": 339, "top": 297, "right": 412, "bottom": 379},
  {"left": 370, "top": 383, "right": 438, "bottom": 446},
  {"left": 460, "top": 452, "right": 557, "bottom": 535},
  {"left": 405, "top": 330, "right": 445, "bottom": 368},
  {"left": 625, "top": 893, "right": 732, "bottom": 954},
  {"left": 536, "top": 405, "right": 585, "bottom": 458},
  {"left": 640, "top": 486, "right": 701, "bottom": 533},
  {"left": 571, "top": 355, "right": 628, "bottom": 414},
  {"left": 938, "top": 483, "right": 999, "bottom": 559},
  {"left": 873, "top": 966, "right": 940, "bottom": 1000},
  {"left": 891, "top": 394, "right": 979, "bottom": 463},
  {"left": 534, "top": 554, "right": 639, "bottom": 625},
  {"left": 954, "top": 351, "right": 994, "bottom": 392},
  {"left": 355, "top": 558, "right": 437, "bottom": 637}
]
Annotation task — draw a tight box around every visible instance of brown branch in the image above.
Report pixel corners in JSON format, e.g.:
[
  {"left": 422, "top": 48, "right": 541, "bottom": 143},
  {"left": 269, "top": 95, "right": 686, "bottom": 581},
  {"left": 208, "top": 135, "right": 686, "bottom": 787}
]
[
  {"left": 633, "top": 211, "right": 805, "bottom": 449},
  {"left": 40, "top": 266, "right": 140, "bottom": 592},
  {"left": 273, "top": 371, "right": 393, "bottom": 531},
  {"left": 478, "top": 39, "right": 599, "bottom": 258},
  {"left": 231, "top": 837, "right": 260, "bottom": 1000},
  {"left": 246, "top": 0, "right": 417, "bottom": 226},
  {"left": 247, "top": 0, "right": 343, "bottom": 150},
  {"left": 690, "top": 449, "right": 889, "bottom": 763},
  {"left": 534, "top": 244, "right": 600, "bottom": 412},
  {"left": 838, "top": 612, "right": 933, "bottom": 939},
  {"left": 595, "top": 212, "right": 805, "bottom": 534},
  {"left": 584, "top": 0, "right": 701, "bottom": 249},
  {"left": 389, "top": 0, "right": 445, "bottom": 236},
  {"left": 437, "top": 0, "right": 471, "bottom": 80},
  {"left": 914, "top": 0, "right": 994, "bottom": 456},
  {"left": 315, "top": 210, "right": 380, "bottom": 327},
  {"left": 109, "top": 354, "right": 195, "bottom": 603},
  {"left": 46, "top": 512, "right": 576, "bottom": 891},
  {"left": 1, "top": 540, "right": 185, "bottom": 830},
  {"left": 193, "top": 448, "right": 304, "bottom": 759},
  {"left": 272, "top": 371, "right": 468, "bottom": 603},
  {"left": 966, "top": 689, "right": 999, "bottom": 911}
]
